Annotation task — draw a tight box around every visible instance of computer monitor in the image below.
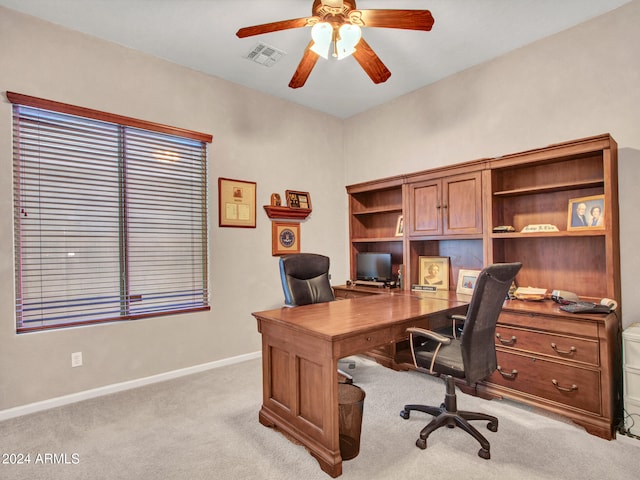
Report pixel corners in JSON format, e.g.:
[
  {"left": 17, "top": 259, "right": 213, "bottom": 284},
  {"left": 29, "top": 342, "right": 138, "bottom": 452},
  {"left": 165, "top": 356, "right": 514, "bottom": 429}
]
[{"left": 356, "top": 252, "right": 392, "bottom": 282}]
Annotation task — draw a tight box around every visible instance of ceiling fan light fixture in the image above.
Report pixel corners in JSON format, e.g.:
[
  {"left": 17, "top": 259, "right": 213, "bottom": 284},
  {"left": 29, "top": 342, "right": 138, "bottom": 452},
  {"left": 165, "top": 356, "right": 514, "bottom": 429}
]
[
  {"left": 310, "top": 22, "right": 333, "bottom": 59},
  {"left": 336, "top": 23, "right": 361, "bottom": 60}
]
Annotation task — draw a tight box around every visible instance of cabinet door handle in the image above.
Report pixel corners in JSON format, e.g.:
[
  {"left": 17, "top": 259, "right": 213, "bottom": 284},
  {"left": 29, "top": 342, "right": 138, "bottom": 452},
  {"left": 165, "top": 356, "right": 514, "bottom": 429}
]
[
  {"left": 550, "top": 343, "right": 576, "bottom": 355},
  {"left": 496, "top": 333, "right": 517, "bottom": 345},
  {"left": 552, "top": 379, "right": 578, "bottom": 392},
  {"left": 497, "top": 366, "right": 518, "bottom": 379}
]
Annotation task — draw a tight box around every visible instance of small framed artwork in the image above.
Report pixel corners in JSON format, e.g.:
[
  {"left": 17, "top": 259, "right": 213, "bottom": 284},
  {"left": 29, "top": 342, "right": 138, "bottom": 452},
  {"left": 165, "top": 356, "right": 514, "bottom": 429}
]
[
  {"left": 567, "top": 194, "right": 605, "bottom": 231},
  {"left": 456, "top": 269, "right": 481, "bottom": 295},
  {"left": 272, "top": 221, "right": 301, "bottom": 256},
  {"left": 395, "top": 215, "right": 404, "bottom": 236},
  {"left": 286, "top": 190, "right": 312, "bottom": 210},
  {"left": 419, "top": 256, "right": 449, "bottom": 290},
  {"left": 218, "top": 177, "right": 256, "bottom": 228}
]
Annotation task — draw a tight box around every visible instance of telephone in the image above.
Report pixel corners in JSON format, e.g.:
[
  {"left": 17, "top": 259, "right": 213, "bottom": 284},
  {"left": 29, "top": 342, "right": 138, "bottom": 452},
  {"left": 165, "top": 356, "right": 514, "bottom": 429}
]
[{"left": 551, "top": 290, "right": 618, "bottom": 314}]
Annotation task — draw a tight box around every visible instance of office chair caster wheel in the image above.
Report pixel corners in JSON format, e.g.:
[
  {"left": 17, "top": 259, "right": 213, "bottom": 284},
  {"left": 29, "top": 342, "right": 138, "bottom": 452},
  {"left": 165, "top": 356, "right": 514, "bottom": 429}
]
[
  {"left": 487, "top": 421, "right": 498, "bottom": 432},
  {"left": 400, "top": 409, "right": 410, "bottom": 419},
  {"left": 478, "top": 448, "right": 490, "bottom": 459},
  {"left": 416, "top": 438, "right": 427, "bottom": 450}
]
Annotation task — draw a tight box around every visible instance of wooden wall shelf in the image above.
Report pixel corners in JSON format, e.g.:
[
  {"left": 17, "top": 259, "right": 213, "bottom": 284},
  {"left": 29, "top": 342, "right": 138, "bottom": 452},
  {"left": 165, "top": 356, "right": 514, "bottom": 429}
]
[{"left": 263, "top": 205, "right": 311, "bottom": 220}]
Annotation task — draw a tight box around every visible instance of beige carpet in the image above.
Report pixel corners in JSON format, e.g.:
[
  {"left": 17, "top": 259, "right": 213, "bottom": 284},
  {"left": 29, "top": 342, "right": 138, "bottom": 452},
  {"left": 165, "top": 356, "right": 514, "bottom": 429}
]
[{"left": 0, "top": 356, "right": 638, "bottom": 479}]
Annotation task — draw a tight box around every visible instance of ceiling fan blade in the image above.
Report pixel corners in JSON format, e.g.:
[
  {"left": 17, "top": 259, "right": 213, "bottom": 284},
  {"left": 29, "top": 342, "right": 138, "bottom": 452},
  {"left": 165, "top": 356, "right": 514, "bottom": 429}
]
[
  {"left": 236, "top": 17, "right": 312, "bottom": 38},
  {"left": 289, "top": 41, "right": 320, "bottom": 89},
  {"left": 354, "top": 9, "right": 435, "bottom": 31},
  {"left": 352, "top": 38, "right": 391, "bottom": 84}
]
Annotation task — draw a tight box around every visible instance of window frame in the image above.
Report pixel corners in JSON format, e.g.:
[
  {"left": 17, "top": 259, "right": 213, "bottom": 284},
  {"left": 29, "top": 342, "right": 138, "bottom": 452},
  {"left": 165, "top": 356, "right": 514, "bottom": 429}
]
[{"left": 9, "top": 92, "right": 213, "bottom": 332}]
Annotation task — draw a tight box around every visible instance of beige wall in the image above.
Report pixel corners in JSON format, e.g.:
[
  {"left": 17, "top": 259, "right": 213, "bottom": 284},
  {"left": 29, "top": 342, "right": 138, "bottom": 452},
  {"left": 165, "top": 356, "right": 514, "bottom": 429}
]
[
  {"left": 1, "top": 1, "right": 639, "bottom": 412},
  {"left": 344, "top": 0, "right": 640, "bottom": 329},
  {"left": 0, "top": 7, "right": 347, "bottom": 410}
]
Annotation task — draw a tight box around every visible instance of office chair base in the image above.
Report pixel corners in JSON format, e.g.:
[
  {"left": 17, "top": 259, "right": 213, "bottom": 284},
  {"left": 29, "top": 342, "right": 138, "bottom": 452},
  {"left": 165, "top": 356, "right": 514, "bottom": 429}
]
[{"left": 400, "top": 376, "right": 497, "bottom": 460}]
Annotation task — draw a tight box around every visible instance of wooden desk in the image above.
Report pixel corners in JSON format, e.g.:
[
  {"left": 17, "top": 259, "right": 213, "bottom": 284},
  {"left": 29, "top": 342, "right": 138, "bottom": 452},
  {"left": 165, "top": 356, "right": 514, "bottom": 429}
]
[{"left": 252, "top": 293, "right": 468, "bottom": 477}]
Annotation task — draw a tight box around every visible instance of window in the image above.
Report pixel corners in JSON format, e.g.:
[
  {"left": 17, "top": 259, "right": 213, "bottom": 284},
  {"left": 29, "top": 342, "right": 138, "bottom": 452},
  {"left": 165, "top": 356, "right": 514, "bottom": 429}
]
[{"left": 9, "top": 92, "right": 212, "bottom": 332}]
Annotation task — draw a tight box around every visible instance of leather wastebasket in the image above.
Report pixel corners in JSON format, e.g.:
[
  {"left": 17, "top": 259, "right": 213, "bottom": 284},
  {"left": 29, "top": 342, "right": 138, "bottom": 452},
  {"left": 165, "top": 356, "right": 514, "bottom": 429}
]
[{"left": 338, "top": 383, "right": 365, "bottom": 460}]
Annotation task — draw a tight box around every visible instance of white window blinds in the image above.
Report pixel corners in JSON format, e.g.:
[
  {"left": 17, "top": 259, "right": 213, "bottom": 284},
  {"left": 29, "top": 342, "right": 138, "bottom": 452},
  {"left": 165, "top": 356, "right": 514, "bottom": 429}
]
[{"left": 11, "top": 94, "right": 210, "bottom": 332}]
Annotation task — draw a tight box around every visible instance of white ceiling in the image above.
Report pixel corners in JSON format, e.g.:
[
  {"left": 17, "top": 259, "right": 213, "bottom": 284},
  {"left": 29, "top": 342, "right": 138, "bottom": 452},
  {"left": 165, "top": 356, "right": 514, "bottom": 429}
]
[{"left": 0, "top": 0, "right": 631, "bottom": 118}]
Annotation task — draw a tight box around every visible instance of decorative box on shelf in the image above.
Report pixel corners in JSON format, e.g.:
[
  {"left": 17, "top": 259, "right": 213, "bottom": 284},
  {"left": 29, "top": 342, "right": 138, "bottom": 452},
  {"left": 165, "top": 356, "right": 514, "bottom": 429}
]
[{"left": 263, "top": 205, "right": 311, "bottom": 220}]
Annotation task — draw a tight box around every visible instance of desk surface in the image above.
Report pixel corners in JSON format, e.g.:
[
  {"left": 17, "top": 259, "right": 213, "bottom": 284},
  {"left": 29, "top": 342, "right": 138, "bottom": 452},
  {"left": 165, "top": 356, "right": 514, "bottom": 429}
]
[{"left": 253, "top": 291, "right": 469, "bottom": 341}]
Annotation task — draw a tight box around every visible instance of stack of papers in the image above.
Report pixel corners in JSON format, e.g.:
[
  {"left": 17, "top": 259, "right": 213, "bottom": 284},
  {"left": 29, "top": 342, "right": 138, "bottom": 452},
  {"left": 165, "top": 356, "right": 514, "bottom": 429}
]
[{"left": 513, "top": 287, "right": 547, "bottom": 301}]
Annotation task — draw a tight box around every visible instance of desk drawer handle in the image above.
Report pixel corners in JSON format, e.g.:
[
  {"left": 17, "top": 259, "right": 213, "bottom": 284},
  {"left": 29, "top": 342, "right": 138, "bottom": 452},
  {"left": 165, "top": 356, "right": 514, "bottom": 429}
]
[
  {"left": 497, "top": 366, "right": 518, "bottom": 379},
  {"left": 496, "top": 333, "right": 516, "bottom": 346},
  {"left": 550, "top": 343, "right": 576, "bottom": 355},
  {"left": 552, "top": 379, "right": 578, "bottom": 392}
]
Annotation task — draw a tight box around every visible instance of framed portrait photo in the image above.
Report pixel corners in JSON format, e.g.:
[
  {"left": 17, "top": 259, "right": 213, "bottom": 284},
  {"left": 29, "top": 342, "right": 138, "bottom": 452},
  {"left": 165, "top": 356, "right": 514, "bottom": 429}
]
[
  {"left": 272, "top": 222, "right": 300, "bottom": 256},
  {"left": 395, "top": 215, "right": 404, "bottom": 236},
  {"left": 419, "top": 256, "right": 449, "bottom": 290},
  {"left": 567, "top": 194, "right": 605, "bottom": 231},
  {"left": 285, "top": 190, "right": 312, "bottom": 210},
  {"left": 218, "top": 177, "right": 256, "bottom": 228},
  {"left": 456, "top": 269, "right": 481, "bottom": 295}
]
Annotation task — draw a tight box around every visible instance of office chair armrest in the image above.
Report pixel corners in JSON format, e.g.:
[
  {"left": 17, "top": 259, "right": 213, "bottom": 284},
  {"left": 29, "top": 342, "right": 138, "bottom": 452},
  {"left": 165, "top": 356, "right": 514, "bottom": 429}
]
[
  {"left": 448, "top": 314, "right": 466, "bottom": 339},
  {"left": 406, "top": 327, "right": 452, "bottom": 345}
]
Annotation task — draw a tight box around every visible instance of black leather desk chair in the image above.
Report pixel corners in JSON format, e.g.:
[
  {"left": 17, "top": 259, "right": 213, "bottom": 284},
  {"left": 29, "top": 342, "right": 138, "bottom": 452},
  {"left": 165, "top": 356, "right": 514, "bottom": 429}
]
[
  {"left": 279, "top": 253, "right": 355, "bottom": 382},
  {"left": 400, "top": 262, "right": 522, "bottom": 459}
]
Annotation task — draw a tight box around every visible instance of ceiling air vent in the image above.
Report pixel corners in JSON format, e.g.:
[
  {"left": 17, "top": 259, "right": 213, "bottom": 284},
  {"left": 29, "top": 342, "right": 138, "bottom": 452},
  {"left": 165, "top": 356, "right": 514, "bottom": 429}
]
[{"left": 244, "top": 42, "right": 286, "bottom": 67}]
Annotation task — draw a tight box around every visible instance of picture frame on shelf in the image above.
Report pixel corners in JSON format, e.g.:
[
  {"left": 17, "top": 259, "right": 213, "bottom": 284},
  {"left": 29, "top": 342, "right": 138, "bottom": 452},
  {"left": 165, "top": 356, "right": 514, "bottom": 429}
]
[
  {"left": 456, "top": 269, "right": 481, "bottom": 295},
  {"left": 272, "top": 221, "right": 300, "bottom": 256},
  {"left": 419, "top": 256, "right": 449, "bottom": 290},
  {"left": 395, "top": 215, "right": 404, "bottom": 236},
  {"left": 218, "top": 177, "right": 256, "bottom": 228},
  {"left": 567, "top": 194, "right": 605, "bottom": 231},
  {"left": 285, "top": 190, "right": 311, "bottom": 210}
]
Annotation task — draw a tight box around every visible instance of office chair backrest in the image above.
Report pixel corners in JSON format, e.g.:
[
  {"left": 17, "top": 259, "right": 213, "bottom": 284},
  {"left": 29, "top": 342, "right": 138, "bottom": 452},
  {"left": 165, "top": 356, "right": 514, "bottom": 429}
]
[
  {"left": 459, "top": 262, "right": 522, "bottom": 384},
  {"left": 279, "top": 253, "right": 335, "bottom": 306}
]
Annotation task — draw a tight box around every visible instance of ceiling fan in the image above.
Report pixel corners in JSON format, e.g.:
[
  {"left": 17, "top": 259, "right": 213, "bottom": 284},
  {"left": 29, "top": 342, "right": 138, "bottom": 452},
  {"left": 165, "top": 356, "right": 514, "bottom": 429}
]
[{"left": 236, "top": 0, "right": 434, "bottom": 88}]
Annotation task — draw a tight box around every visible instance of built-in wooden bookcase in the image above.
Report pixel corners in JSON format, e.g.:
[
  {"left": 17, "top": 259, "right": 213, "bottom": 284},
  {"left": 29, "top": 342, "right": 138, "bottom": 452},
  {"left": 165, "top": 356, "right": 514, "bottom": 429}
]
[
  {"left": 347, "top": 176, "right": 404, "bottom": 281},
  {"left": 345, "top": 134, "right": 621, "bottom": 439}
]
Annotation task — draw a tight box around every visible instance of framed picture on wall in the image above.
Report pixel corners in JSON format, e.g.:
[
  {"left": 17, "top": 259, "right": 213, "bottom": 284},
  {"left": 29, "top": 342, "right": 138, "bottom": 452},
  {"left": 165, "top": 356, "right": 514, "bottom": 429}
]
[
  {"left": 272, "top": 222, "right": 301, "bottom": 256},
  {"left": 419, "top": 256, "right": 449, "bottom": 290},
  {"left": 218, "top": 177, "right": 256, "bottom": 228}
]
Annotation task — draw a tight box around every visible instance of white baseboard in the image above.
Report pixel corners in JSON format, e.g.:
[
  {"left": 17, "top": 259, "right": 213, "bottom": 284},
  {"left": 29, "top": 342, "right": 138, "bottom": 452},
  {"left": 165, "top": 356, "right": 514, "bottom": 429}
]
[{"left": 0, "top": 351, "right": 262, "bottom": 422}]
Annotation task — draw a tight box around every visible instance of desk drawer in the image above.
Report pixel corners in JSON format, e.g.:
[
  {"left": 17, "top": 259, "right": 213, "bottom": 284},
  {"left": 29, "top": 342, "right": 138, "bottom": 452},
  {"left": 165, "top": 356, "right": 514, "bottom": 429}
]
[
  {"left": 495, "top": 325, "right": 599, "bottom": 367},
  {"left": 334, "top": 290, "right": 374, "bottom": 299},
  {"left": 498, "top": 311, "right": 599, "bottom": 337},
  {"left": 336, "top": 328, "right": 391, "bottom": 357},
  {"left": 486, "top": 350, "right": 601, "bottom": 414}
]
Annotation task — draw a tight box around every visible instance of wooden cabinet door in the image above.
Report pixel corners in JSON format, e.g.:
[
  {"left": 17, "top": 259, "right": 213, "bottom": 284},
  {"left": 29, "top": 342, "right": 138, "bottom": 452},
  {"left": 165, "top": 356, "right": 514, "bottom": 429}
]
[
  {"left": 408, "top": 180, "right": 442, "bottom": 236},
  {"left": 442, "top": 172, "right": 482, "bottom": 235}
]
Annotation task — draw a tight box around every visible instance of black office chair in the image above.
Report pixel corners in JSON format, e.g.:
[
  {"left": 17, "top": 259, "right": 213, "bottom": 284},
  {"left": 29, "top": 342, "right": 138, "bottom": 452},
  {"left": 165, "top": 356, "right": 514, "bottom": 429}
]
[
  {"left": 400, "top": 262, "right": 522, "bottom": 459},
  {"left": 279, "top": 253, "right": 355, "bottom": 382}
]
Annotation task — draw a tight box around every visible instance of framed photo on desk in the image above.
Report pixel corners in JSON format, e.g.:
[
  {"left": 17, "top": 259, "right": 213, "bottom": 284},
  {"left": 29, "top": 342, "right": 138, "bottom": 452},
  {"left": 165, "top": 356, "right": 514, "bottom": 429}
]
[
  {"left": 419, "top": 256, "right": 449, "bottom": 290},
  {"left": 456, "top": 269, "right": 481, "bottom": 295}
]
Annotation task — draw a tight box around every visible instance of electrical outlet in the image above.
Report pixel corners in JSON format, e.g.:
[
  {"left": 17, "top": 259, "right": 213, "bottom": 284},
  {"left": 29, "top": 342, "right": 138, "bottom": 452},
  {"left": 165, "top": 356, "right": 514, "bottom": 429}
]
[{"left": 71, "top": 351, "right": 83, "bottom": 367}]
